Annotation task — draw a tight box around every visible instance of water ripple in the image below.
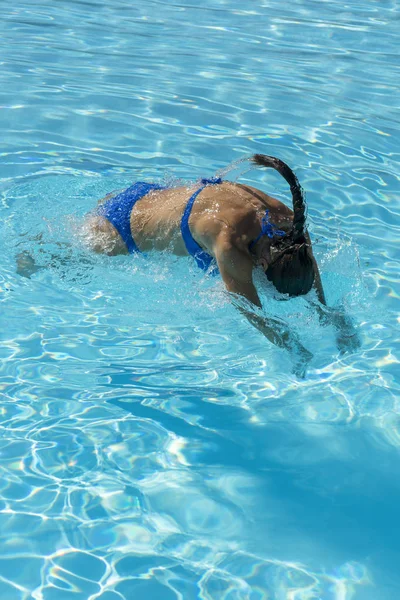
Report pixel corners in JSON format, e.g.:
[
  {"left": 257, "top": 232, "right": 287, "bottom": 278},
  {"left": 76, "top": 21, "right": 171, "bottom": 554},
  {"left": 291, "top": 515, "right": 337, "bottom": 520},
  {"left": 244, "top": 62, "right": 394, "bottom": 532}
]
[{"left": 1, "top": 0, "right": 400, "bottom": 597}]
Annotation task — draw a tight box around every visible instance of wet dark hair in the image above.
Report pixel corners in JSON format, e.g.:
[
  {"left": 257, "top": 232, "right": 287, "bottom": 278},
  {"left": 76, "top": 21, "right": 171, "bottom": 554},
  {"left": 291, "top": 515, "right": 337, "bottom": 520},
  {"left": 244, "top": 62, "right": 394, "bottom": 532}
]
[{"left": 251, "top": 154, "right": 315, "bottom": 296}]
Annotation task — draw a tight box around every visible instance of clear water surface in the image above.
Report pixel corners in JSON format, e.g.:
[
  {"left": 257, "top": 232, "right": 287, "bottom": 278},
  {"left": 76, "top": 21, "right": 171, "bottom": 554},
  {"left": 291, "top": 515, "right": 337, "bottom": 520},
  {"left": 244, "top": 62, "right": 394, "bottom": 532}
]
[{"left": 0, "top": 1, "right": 399, "bottom": 598}]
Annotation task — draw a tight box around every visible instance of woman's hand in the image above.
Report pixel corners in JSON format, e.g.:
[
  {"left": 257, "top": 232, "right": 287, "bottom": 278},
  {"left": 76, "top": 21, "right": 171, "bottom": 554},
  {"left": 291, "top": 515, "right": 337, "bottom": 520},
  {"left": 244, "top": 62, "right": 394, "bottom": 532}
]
[{"left": 333, "top": 312, "right": 361, "bottom": 355}]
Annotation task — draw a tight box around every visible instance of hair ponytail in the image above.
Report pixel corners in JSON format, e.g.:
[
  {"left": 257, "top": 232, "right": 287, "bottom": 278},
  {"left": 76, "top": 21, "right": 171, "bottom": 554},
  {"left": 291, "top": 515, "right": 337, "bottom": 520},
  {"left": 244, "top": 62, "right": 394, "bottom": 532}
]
[
  {"left": 250, "top": 154, "right": 314, "bottom": 296},
  {"left": 251, "top": 154, "right": 306, "bottom": 243}
]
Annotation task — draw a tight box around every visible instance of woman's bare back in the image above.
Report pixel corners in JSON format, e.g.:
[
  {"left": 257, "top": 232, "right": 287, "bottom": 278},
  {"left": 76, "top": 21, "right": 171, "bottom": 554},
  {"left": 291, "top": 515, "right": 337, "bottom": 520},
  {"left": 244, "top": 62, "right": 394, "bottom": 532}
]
[{"left": 86, "top": 180, "right": 294, "bottom": 258}]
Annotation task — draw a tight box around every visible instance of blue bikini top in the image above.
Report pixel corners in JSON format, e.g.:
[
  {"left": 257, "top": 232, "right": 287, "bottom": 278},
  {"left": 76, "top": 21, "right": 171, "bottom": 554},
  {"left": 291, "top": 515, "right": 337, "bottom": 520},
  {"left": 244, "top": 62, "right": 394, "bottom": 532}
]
[
  {"left": 180, "top": 177, "right": 222, "bottom": 274},
  {"left": 248, "top": 210, "right": 286, "bottom": 250},
  {"left": 101, "top": 177, "right": 285, "bottom": 275},
  {"left": 181, "top": 177, "right": 285, "bottom": 273}
]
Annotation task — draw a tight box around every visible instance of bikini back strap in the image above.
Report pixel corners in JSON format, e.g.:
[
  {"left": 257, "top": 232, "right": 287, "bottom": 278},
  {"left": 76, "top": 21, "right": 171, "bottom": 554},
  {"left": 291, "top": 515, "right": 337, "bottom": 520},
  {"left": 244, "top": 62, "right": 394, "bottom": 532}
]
[{"left": 180, "top": 177, "right": 222, "bottom": 271}]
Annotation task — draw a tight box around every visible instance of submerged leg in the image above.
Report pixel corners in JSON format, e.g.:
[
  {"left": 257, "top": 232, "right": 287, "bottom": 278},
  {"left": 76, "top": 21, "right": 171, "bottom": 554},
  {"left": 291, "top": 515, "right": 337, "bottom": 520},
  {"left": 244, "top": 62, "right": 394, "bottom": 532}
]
[{"left": 16, "top": 250, "right": 43, "bottom": 278}]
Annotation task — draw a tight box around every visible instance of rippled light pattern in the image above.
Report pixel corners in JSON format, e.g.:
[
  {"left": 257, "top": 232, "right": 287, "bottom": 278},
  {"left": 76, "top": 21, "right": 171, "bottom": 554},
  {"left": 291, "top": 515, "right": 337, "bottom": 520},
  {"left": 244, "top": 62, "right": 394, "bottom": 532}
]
[{"left": 0, "top": 0, "right": 399, "bottom": 598}]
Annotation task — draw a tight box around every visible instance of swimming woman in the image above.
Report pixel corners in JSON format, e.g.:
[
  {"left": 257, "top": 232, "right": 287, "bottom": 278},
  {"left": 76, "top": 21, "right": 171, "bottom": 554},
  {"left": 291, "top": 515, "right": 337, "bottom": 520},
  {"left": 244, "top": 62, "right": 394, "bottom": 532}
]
[{"left": 82, "top": 154, "right": 360, "bottom": 375}]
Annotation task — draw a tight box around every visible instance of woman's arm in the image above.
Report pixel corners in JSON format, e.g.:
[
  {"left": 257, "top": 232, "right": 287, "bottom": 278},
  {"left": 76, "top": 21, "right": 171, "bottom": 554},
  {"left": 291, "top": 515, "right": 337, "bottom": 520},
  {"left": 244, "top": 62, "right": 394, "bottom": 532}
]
[{"left": 213, "top": 237, "right": 313, "bottom": 377}]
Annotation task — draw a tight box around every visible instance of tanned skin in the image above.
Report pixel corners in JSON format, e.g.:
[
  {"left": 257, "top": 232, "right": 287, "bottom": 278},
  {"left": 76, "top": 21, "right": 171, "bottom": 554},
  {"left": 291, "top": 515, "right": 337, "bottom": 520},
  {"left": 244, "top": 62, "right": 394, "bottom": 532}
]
[
  {"left": 17, "top": 157, "right": 359, "bottom": 376},
  {"left": 83, "top": 176, "right": 359, "bottom": 376}
]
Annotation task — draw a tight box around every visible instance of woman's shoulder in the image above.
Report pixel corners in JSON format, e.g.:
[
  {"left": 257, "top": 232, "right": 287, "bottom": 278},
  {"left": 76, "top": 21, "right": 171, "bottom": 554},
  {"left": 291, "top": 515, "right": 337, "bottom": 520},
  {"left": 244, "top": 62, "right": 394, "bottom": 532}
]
[{"left": 206, "top": 181, "right": 293, "bottom": 225}]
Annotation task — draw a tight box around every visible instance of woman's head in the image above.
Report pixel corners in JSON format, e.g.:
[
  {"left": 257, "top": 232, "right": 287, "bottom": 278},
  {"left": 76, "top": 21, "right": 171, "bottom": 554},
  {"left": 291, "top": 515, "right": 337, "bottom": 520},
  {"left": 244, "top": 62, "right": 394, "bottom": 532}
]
[
  {"left": 265, "top": 237, "right": 315, "bottom": 296},
  {"left": 251, "top": 153, "right": 315, "bottom": 296}
]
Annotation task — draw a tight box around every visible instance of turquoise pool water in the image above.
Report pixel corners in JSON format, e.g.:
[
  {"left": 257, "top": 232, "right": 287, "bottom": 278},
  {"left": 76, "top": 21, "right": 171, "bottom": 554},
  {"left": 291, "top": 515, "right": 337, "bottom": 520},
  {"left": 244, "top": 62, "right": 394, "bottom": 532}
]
[{"left": 0, "top": 1, "right": 399, "bottom": 598}]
